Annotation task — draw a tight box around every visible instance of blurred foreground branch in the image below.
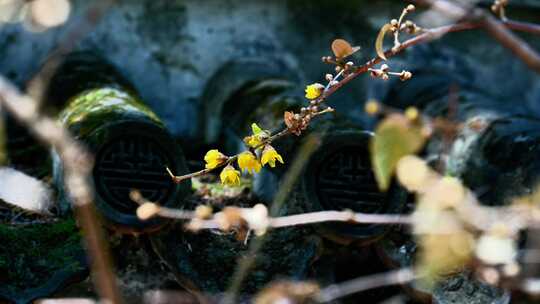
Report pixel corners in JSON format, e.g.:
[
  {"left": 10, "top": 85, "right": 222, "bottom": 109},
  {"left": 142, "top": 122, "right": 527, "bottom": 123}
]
[
  {"left": 0, "top": 76, "right": 123, "bottom": 304},
  {"left": 316, "top": 268, "right": 416, "bottom": 302}
]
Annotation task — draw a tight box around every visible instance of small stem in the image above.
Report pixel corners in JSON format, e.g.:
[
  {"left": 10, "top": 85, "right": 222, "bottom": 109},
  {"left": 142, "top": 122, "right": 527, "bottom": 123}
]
[
  {"left": 311, "top": 107, "right": 335, "bottom": 118},
  {"left": 167, "top": 166, "right": 213, "bottom": 184},
  {"left": 392, "top": 8, "right": 409, "bottom": 49}
]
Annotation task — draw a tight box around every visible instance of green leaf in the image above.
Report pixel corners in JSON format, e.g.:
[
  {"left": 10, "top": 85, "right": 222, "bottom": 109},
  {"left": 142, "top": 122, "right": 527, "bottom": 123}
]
[
  {"left": 370, "top": 114, "right": 425, "bottom": 191},
  {"left": 251, "top": 123, "right": 263, "bottom": 135}
]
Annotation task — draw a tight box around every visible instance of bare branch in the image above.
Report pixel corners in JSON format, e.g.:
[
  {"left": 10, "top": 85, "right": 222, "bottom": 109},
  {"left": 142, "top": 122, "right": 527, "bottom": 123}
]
[
  {"left": 479, "top": 12, "right": 540, "bottom": 73},
  {"left": 316, "top": 268, "right": 416, "bottom": 303},
  {"left": 270, "top": 211, "right": 411, "bottom": 227},
  {"left": 0, "top": 76, "right": 123, "bottom": 304},
  {"left": 414, "top": 0, "right": 540, "bottom": 73}
]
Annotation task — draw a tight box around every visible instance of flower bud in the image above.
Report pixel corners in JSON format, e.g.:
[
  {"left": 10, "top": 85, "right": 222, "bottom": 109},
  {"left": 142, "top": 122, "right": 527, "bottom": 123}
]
[{"left": 137, "top": 202, "right": 160, "bottom": 220}]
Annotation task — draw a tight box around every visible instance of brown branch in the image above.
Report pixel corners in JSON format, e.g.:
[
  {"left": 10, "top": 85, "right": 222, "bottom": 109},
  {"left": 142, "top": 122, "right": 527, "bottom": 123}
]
[
  {"left": 505, "top": 19, "right": 540, "bottom": 36},
  {"left": 413, "top": 0, "right": 540, "bottom": 73},
  {"left": 0, "top": 76, "right": 123, "bottom": 304},
  {"left": 479, "top": 12, "right": 540, "bottom": 73}
]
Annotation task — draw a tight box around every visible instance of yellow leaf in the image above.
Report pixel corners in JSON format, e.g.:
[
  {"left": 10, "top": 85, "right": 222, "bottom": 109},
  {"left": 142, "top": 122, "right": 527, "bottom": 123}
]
[
  {"left": 375, "top": 23, "right": 392, "bottom": 61},
  {"left": 370, "top": 114, "right": 425, "bottom": 191}
]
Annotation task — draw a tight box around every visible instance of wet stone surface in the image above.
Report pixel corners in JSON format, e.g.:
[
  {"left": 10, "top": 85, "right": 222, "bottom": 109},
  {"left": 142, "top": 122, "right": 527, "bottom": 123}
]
[
  {"left": 432, "top": 272, "right": 510, "bottom": 304},
  {"left": 151, "top": 180, "right": 323, "bottom": 295}
]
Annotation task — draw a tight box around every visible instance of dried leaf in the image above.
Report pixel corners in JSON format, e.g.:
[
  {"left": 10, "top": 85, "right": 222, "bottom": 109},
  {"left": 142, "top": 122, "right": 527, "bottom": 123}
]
[
  {"left": 370, "top": 114, "right": 426, "bottom": 191},
  {"left": 284, "top": 111, "right": 301, "bottom": 135},
  {"left": 284, "top": 111, "right": 294, "bottom": 128},
  {"left": 331, "top": 39, "right": 360, "bottom": 59},
  {"left": 375, "top": 23, "right": 392, "bottom": 61}
]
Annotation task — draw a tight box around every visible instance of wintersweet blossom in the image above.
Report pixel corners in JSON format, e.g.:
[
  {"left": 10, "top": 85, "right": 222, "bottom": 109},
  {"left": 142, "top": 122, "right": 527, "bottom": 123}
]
[
  {"left": 220, "top": 165, "right": 241, "bottom": 186},
  {"left": 305, "top": 83, "right": 324, "bottom": 99},
  {"left": 261, "top": 145, "right": 284, "bottom": 168},
  {"left": 204, "top": 149, "right": 227, "bottom": 169},
  {"left": 237, "top": 151, "right": 262, "bottom": 174}
]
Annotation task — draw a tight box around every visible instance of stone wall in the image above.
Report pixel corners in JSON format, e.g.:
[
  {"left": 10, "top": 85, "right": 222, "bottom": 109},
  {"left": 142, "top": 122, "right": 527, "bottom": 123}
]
[{"left": 0, "top": 0, "right": 538, "bottom": 145}]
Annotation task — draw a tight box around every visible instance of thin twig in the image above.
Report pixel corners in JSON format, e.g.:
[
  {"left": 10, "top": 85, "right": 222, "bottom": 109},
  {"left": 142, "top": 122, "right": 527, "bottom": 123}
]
[
  {"left": 0, "top": 76, "right": 123, "bottom": 304},
  {"left": 414, "top": 0, "right": 540, "bottom": 73},
  {"left": 505, "top": 19, "right": 540, "bottom": 35},
  {"left": 316, "top": 268, "right": 416, "bottom": 303},
  {"left": 479, "top": 12, "right": 540, "bottom": 73}
]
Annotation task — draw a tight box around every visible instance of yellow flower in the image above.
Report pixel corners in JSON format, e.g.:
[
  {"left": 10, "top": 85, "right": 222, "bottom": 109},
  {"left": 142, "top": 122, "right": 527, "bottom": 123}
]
[
  {"left": 243, "top": 135, "right": 263, "bottom": 148},
  {"left": 204, "top": 149, "right": 227, "bottom": 169},
  {"left": 237, "top": 151, "right": 262, "bottom": 174},
  {"left": 305, "top": 83, "right": 324, "bottom": 100},
  {"left": 220, "top": 165, "right": 241, "bottom": 186},
  {"left": 261, "top": 145, "right": 284, "bottom": 168}
]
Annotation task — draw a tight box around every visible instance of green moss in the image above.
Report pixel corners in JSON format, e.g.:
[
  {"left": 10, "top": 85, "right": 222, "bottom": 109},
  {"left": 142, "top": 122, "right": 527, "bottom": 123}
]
[
  {"left": 0, "top": 219, "right": 85, "bottom": 291},
  {"left": 59, "top": 87, "right": 163, "bottom": 140}
]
